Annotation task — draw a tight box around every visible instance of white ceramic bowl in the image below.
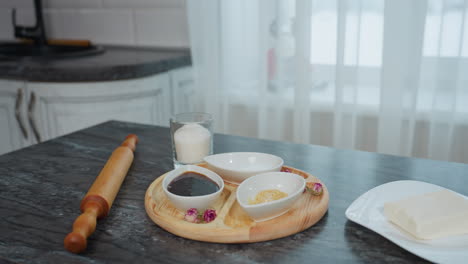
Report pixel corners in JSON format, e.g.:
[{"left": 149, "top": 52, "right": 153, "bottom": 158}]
[
  {"left": 162, "top": 165, "right": 224, "bottom": 212},
  {"left": 203, "top": 152, "right": 284, "bottom": 184},
  {"left": 236, "top": 172, "right": 305, "bottom": 222}
]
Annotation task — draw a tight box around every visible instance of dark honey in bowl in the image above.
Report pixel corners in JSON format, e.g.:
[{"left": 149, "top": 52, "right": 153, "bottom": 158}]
[{"left": 167, "top": 171, "right": 220, "bottom": 196}]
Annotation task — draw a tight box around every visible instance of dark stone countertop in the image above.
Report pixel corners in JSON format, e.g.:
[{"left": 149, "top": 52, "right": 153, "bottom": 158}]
[
  {"left": 0, "top": 45, "right": 191, "bottom": 82},
  {"left": 1, "top": 120, "right": 467, "bottom": 263}
]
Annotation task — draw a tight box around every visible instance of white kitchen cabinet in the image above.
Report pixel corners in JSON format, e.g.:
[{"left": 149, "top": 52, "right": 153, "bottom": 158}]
[
  {"left": 0, "top": 67, "right": 194, "bottom": 155},
  {"left": 169, "top": 66, "right": 195, "bottom": 115},
  {"left": 0, "top": 80, "right": 32, "bottom": 154},
  {"left": 27, "top": 73, "right": 171, "bottom": 142}
]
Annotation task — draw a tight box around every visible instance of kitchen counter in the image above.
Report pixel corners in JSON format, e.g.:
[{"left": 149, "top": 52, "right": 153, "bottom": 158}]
[
  {"left": 0, "top": 45, "right": 191, "bottom": 82},
  {"left": 1, "top": 120, "right": 467, "bottom": 263}
]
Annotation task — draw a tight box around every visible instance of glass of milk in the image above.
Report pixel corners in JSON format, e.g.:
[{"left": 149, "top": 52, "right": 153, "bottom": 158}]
[{"left": 170, "top": 112, "right": 213, "bottom": 168}]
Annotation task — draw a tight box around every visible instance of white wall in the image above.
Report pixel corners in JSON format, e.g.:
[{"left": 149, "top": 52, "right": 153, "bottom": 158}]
[{"left": 0, "top": 0, "right": 189, "bottom": 47}]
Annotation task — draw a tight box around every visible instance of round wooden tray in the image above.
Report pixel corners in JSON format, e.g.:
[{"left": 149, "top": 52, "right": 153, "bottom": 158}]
[{"left": 144, "top": 165, "right": 329, "bottom": 243}]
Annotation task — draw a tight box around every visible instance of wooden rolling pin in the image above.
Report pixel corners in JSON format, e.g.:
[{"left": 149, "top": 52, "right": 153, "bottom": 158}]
[
  {"left": 21, "top": 38, "right": 92, "bottom": 46},
  {"left": 64, "top": 134, "right": 138, "bottom": 253}
]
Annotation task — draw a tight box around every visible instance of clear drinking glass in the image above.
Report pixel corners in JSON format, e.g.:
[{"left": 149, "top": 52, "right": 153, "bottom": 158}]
[{"left": 170, "top": 112, "right": 213, "bottom": 168}]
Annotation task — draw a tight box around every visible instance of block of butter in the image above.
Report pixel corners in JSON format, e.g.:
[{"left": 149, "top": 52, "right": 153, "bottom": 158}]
[{"left": 384, "top": 190, "right": 468, "bottom": 240}]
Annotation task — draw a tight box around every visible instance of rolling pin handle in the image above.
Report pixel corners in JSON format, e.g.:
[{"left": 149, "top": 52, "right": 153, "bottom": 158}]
[
  {"left": 64, "top": 201, "right": 102, "bottom": 253},
  {"left": 122, "top": 134, "right": 138, "bottom": 151}
]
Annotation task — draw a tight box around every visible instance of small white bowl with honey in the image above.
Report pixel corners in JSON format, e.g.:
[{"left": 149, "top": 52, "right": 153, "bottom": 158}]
[
  {"left": 236, "top": 172, "right": 305, "bottom": 222},
  {"left": 163, "top": 165, "right": 224, "bottom": 212}
]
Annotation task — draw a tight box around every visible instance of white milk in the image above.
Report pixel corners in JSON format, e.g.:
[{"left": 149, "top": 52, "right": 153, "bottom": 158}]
[{"left": 174, "top": 123, "right": 211, "bottom": 164}]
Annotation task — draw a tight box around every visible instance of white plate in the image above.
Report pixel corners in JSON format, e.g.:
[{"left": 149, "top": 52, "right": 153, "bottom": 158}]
[{"left": 345, "top": 180, "right": 468, "bottom": 264}]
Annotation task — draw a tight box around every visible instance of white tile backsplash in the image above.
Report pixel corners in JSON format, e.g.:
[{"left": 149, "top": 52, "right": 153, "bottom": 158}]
[
  {"left": 0, "top": 8, "right": 36, "bottom": 40},
  {"left": 44, "top": 9, "right": 83, "bottom": 40},
  {"left": 0, "top": 9, "right": 14, "bottom": 40},
  {"left": 134, "top": 8, "right": 188, "bottom": 47},
  {"left": 80, "top": 9, "right": 135, "bottom": 45},
  {"left": 45, "top": 9, "right": 135, "bottom": 45},
  {"left": 43, "top": 0, "right": 103, "bottom": 9},
  {"left": 13, "top": 8, "right": 36, "bottom": 25},
  {"left": 102, "top": 0, "right": 185, "bottom": 8},
  {"left": 0, "top": 0, "right": 34, "bottom": 9},
  {"left": 0, "top": 0, "right": 189, "bottom": 48}
]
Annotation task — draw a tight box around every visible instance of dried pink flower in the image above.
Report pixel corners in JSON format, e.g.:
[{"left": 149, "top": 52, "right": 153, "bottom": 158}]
[
  {"left": 281, "top": 167, "right": 292, "bottom": 173},
  {"left": 184, "top": 208, "right": 200, "bottom": 223},
  {"left": 203, "top": 209, "right": 217, "bottom": 223},
  {"left": 306, "top": 182, "right": 323, "bottom": 196}
]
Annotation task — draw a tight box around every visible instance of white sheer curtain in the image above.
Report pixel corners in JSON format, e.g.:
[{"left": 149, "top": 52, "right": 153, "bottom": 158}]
[{"left": 187, "top": 0, "right": 468, "bottom": 164}]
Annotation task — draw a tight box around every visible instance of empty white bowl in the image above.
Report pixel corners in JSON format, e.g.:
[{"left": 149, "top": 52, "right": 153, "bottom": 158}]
[
  {"left": 236, "top": 172, "right": 305, "bottom": 222},
  {"left": 162, "top": 165, "right": 224, "bottom": 212},
  {"left": 203, "top": 152, "right": 284, "bottom": 184}
]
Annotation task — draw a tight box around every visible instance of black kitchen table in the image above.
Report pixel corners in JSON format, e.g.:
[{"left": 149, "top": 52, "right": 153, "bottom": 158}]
[{"left": 1, "top": 121, "right": 467, "bottom": 263}]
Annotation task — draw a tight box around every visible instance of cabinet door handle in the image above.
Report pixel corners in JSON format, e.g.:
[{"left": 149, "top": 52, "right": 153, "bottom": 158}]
[
  {"left": 15, "top": 88, "right": 28, "bottom": 139},
  {"left": 27, "top": 92, "right": 42, "bottom": 143}
]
